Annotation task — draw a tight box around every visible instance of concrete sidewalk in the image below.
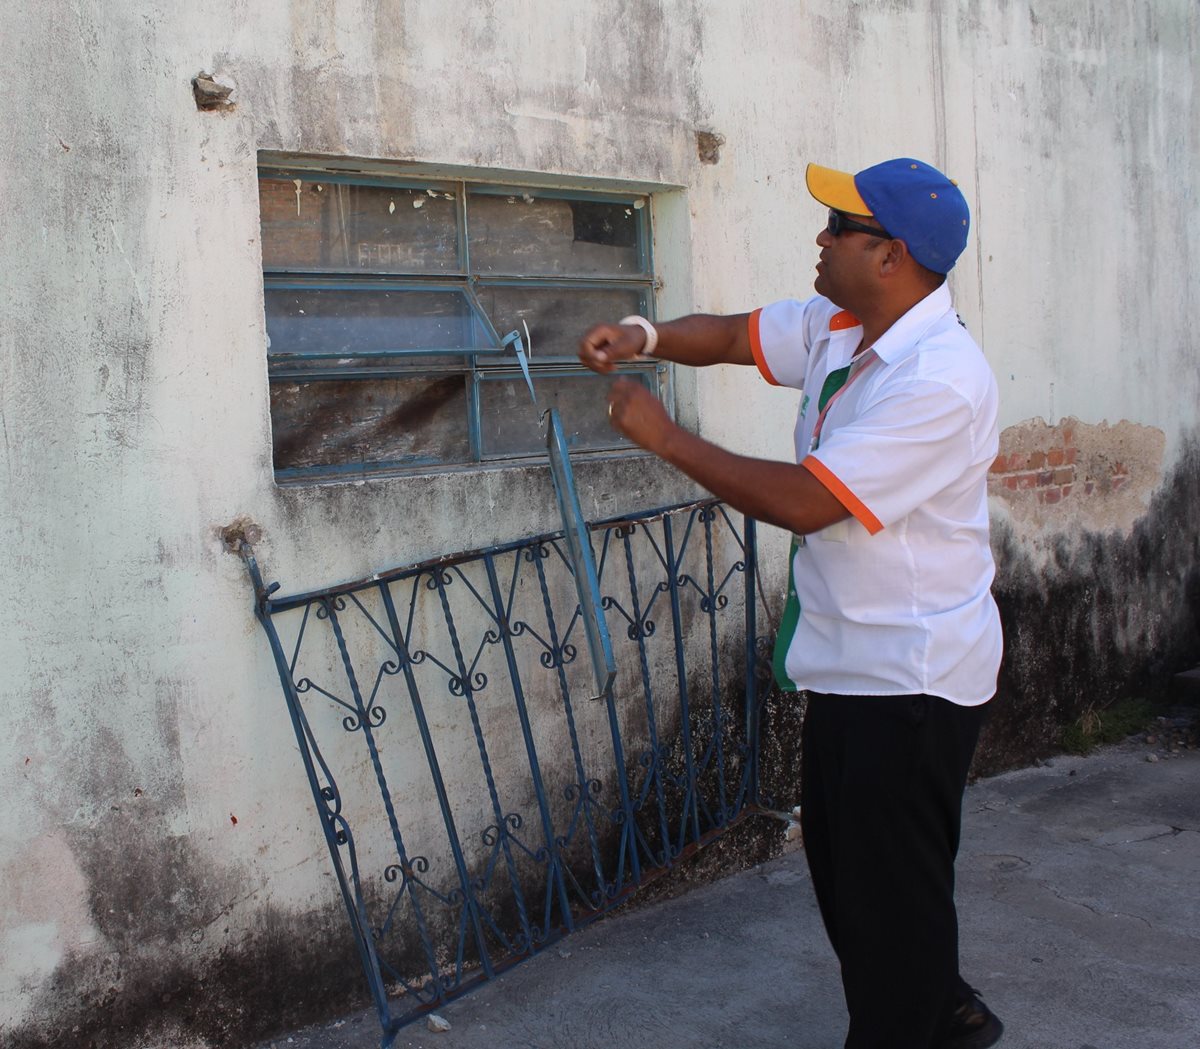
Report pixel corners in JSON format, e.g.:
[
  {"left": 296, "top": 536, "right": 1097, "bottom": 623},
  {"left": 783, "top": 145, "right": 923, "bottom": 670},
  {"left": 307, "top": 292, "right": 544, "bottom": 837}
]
[{"left": 260, "top": 737, "right": 1200, "bottom": 1049}]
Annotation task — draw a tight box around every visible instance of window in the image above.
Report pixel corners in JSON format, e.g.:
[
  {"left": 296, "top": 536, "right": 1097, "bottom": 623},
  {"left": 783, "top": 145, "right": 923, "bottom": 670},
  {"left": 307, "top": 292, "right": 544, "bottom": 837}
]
[{"left": 257, "top": 163, "right": 665, "bottom": 481}]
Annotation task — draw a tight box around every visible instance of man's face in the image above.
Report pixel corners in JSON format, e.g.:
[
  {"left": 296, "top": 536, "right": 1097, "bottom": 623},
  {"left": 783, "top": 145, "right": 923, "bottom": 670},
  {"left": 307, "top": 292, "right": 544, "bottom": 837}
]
[{"left": 813, "top": 210, "right": 893, "bottom": 308}]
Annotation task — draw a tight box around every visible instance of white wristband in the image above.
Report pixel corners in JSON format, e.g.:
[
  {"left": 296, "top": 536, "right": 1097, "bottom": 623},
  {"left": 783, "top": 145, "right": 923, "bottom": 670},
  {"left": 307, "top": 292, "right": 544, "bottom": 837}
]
[{"left": 619, "top": 314, "right": 659, "bottom": 358}]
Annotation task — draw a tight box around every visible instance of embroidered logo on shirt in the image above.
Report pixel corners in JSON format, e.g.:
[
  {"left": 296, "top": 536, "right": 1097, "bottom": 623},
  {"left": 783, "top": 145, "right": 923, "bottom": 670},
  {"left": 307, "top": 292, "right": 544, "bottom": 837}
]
[{"left": 799, "top": 393, "right": 810, "bottom": 420}]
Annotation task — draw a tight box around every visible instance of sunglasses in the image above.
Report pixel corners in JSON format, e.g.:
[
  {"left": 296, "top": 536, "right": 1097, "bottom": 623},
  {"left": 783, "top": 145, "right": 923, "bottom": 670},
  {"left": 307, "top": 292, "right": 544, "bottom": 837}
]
[{"left": 827, "top": 209, "right": 894, "bottom": 240}]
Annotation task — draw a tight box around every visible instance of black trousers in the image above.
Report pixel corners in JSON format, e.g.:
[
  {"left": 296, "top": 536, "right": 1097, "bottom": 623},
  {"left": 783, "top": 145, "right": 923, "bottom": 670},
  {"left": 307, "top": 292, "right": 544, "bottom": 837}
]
[{"left": 800, "top": 692, "right": 986, "bottom": 1049}]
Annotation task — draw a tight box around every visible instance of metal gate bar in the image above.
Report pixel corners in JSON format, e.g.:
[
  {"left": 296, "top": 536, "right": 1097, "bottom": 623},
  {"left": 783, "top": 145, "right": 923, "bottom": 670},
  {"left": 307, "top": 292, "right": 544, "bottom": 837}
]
[{"left": 241, "top": 497, "right": 765, "bottom": 1046}]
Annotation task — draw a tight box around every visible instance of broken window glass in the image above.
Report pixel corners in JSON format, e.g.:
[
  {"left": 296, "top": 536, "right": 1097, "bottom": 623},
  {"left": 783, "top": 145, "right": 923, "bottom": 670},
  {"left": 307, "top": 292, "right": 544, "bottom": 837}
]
[
  {"left": 260, "top": 179, "right": 460, "bottom": 273},
  {"left": 258, "top": 165, "right": 662, "bottom": 479},
  {"left": 270, "top": 375, "right": 471, "bottom": 475},
  {"left": 264, "top": 286, "right": 495, "bottom": 359},
  {"left": 467, "top": 191, "right": 646, "bottom": 277},
  {"left": 477, "top": 369, "right": 652, "bottom": 459},
  {"left": 474, "top": 284, "right": 648, "bottom": 359}
]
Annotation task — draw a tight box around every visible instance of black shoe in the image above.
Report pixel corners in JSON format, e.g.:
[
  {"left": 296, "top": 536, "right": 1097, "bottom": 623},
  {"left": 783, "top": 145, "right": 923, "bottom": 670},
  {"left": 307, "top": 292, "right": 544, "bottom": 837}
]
[{"left": 937, "top": 987, "right": 1004, "bottom": 1049}]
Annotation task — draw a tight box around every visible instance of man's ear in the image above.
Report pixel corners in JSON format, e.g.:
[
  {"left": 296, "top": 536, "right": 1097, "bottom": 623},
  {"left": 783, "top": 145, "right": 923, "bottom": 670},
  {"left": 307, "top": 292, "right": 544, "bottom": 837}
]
[{"left": 879, "top": 238, "right": 909, "bottom": 277}]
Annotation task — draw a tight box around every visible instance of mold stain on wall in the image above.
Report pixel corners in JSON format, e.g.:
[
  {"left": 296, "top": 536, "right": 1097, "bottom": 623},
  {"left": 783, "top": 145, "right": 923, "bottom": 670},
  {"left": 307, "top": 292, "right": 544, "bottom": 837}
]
[
  {"left": 6, "top": 897, "right": 366, "bottom": 1049},
  {"left": 976, "top": 421, "right": 1200, "bottom": 774},
  {"left": 4, "top": 696, "right": 369, "bottom": 1049},
  {"left": 5, "top": 640, "right": 793, "bottom": 1049}
]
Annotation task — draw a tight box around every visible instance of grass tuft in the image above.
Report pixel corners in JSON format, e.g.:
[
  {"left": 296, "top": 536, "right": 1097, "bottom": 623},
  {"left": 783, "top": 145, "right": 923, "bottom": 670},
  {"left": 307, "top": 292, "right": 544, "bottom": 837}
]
[{"left": 1060, "top": 697, "right": 1156, "bottom": 755}]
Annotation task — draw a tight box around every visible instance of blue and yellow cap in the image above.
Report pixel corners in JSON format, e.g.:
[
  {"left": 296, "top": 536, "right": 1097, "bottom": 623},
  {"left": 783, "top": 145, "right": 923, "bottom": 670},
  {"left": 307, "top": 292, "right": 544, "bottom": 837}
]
[{"left": 806, "top": 158, "right": 970, "bottom": 274}]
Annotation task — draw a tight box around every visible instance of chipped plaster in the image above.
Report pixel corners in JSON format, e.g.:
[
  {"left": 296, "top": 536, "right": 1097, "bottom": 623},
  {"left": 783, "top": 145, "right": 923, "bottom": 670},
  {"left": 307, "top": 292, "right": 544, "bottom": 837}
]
[{"left": 990, "top": 417, "right": 1168, "bottom": 545}]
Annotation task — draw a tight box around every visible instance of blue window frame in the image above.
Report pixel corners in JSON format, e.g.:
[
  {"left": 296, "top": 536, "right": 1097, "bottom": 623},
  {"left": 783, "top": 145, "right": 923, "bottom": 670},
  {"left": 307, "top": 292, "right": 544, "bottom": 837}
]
[{"left": 258, "top": 166, "right": 664, "bottom": 481}]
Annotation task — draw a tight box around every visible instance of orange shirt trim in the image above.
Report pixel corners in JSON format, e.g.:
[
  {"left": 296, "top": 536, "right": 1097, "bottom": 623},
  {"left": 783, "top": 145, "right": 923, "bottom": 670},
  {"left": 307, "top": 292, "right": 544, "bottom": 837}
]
[
  {"left": 801, "top": 456, "right": 885, "bottom": 535},
  {"left": 748, "top": 308, "right": 781, "bottom": 386}
]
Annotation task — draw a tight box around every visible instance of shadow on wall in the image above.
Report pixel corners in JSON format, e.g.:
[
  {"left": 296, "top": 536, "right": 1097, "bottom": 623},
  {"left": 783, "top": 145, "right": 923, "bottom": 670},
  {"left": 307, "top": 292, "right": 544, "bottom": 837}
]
[{"left": 977, "top": 427, "right": 1200, "bottom": 775}]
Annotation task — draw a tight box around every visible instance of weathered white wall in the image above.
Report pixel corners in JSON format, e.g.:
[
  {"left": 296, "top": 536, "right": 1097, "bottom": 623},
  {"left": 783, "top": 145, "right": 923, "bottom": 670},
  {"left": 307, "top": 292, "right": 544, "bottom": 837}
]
[
  {"left": 687, "top": 0, "right": 1198, "bottom": 459},
  {"left": 1, "top": 0, "right": 1196, "bottom": 1044}
]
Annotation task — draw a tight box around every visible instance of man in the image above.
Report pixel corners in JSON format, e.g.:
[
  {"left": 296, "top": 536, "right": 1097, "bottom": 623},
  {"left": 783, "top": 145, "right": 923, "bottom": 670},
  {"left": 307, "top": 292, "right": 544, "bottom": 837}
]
[{"left": 577, "top": 158, "right": 1004, "bottom": 1049}]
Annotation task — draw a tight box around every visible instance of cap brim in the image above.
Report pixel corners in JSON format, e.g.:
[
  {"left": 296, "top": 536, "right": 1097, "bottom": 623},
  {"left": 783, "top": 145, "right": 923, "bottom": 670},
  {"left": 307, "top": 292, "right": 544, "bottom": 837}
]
[{"left": 806, "top": 163, "right": 872, "bottom": 216}]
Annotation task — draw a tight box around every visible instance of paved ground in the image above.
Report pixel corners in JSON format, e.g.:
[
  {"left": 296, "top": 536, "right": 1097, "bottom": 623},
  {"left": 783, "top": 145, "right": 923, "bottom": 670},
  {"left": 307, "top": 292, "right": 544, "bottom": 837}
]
[{"left": 258, "top": 733, "right": 1200, "bottom": 1049}]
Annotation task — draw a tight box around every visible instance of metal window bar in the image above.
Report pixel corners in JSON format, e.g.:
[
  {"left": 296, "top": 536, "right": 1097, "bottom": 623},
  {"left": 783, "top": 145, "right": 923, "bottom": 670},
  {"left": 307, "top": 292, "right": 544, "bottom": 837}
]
[{"left": 241, "top": 497, "right": 765, "bottom": 1047}]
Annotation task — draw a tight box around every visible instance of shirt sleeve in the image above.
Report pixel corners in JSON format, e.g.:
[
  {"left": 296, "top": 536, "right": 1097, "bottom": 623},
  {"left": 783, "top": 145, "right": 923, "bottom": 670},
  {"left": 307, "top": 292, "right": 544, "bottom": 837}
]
[
  {"left": 748, "top": 298, "right": 826, "bottom": 390},
  {"left": 802, "top": 378, "right": 977, "bottom": 531}
]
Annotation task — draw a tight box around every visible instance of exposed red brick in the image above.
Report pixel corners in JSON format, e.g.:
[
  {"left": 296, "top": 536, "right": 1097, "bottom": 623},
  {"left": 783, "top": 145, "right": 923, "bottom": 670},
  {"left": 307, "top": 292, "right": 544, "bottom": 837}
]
[
  {"left": 1061, "top": 484, "right": 1073, "bottom": 498},
  {"left": 1042, "top": 487, "right": 1062, "bottom": 505},
  {"left": 1018, "top": 472, "right": 1039, "bottom": 490},
  {"left": 1005, "top": 476, "right": 1019, "bottom": 491},
  {"left": 1052, "top": 467, "right": 1075, "bottom": 484},
  {"left": 989, "top": 454, "right": 1010, "bottom": 474},
  {"left": 1065, "top": 447, "right": 1078, "bottom": 465},
  {"left": 1112, "top": 475, "right": 1127, "bottom": 490},
  {"left": 1047, "top": 448, "right": 1065, "bottom": 467},
  {"left": 1028, "top": 450, "right": 1046, "bottom": 469},
  {"left": 1037, "top": 470, "right": 1053, "bottom": 486},
  {"left": 1084, "top": 480, "right": 1095, "bottom": 495}
]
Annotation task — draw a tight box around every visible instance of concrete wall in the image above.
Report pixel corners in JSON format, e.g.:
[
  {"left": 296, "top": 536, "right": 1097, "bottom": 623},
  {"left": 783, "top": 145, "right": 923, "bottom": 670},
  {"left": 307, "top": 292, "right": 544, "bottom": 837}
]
[{"left": 2, "top": 0, "right": 1196, "bottom": 1044}]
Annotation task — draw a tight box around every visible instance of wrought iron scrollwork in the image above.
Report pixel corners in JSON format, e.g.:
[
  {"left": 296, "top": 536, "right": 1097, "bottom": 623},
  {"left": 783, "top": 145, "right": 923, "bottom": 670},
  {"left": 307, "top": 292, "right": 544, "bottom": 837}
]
[
  {"left": 241, "top": 498, "right": 765, "bottom": 1046},
  {"left": 315, "top": 595, "right": 347, "bottom": 618},
  {"left": 480, "top": 811, "right": 523, "bottom": 847},
  {"left": 382, "top": 854, "right": 430, "bottom": 887}
]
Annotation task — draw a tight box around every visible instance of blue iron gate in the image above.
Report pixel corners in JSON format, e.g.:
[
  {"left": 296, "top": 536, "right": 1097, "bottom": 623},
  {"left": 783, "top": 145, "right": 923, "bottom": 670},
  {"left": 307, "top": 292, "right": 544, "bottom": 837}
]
[{"left": 241, "top": 446, "right": 772, "bottom": 1046}]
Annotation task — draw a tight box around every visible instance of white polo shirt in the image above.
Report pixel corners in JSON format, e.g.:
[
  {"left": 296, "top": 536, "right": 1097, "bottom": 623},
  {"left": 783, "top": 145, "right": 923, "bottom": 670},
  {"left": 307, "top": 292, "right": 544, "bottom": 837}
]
[{"left": 749, "top": 283, "right": 1002, "bottom": 706}]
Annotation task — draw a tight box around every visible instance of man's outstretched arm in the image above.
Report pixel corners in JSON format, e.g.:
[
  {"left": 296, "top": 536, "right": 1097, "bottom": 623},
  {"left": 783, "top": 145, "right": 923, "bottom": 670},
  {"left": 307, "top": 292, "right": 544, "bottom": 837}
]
[
  {"left": 579, "top": 312, "right": 755, "bottom": 373},
  {"left": 603, "top": 379, "right": 850, "bottom": 537}
]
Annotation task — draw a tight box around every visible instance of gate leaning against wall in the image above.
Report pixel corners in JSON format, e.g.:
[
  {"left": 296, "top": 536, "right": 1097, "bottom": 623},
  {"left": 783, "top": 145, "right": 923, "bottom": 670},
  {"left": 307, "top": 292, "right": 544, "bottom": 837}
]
[{"left": 240, "top": 414, "right": 778, "bottom": 1048}]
